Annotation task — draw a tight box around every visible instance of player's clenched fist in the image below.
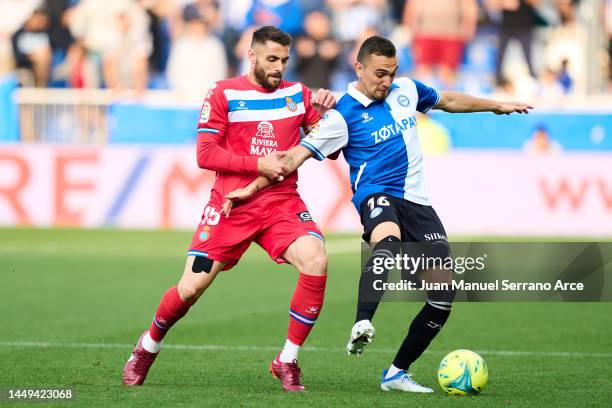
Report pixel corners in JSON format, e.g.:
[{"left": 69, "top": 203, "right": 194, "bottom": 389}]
[
  {"left": 257, "top": 151, "right": 289, "bottom": 180},
  {"left": 311, "top": 89, "right": 336, "bottom": 113}
]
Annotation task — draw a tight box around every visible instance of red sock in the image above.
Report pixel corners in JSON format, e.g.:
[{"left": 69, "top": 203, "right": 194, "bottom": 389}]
[
  {"left": 148, "top": 286, "right": 194, "bottom": 342},
  {"left": 287, "top": 273, "right": 327, "bottom": 346}
]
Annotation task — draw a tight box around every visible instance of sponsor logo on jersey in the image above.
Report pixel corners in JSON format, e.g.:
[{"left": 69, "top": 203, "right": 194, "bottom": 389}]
[
  {"left": 297, "top": 211, "right": 313, "bottom": 222},
  {"left": 285, "top": 96, "right": 297, "bottom": 112},
  {"left": 236, "top": 100, "right": 248, "bottom": 110},
  {"left": 250, "top": 121, "right": 278, "bottom": 156},
  {"left": 424, "top": 232, "right": 448, "bottom": 242},
  {"left": 256, "top": 121, "right": 275, "bottom": 139},
  {"left": 370, "top": 115, "right": 417, "bottom": 144},
  {"left": 397, "top": 94, "right": 410, "bottom": 107},
  {"left": 361, "top": 112, "right": 374, "bottom": 123},
  {"left": 199, "top": 102, "right": 211, "bottom": 123}
]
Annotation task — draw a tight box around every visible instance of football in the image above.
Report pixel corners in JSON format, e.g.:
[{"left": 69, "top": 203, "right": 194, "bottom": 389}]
[{"left": 438, "top": 349, "right": 488, "bottom": 395}]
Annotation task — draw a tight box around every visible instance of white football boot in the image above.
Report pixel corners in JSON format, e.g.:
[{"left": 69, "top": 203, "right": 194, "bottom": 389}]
[
  {"left": 380, "top": 370, "right": 434, "bottom": 393},
  {"left": 346, "top": 319, "right": 376, "bottom": 356}
]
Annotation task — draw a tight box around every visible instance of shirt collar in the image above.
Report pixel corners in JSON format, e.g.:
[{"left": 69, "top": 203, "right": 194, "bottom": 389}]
[
  {"left": 347, "top": 81, "right": 399, "bottom": 107},
  {"left": 347, "top": 81, "right": 373, "bottom": 107}
]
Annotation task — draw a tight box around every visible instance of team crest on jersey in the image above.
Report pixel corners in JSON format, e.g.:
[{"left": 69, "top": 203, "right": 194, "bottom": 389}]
[
  {"left": 199, "top": 226, "right": 211, "bottom": 241},
  {"left": 199, "top": 102, "right": 211, "bottom": 123},
  {"left": 285, "top": 96, "right": 297, "bottom": 112},
  {"left": 361, "top": 112, "right": 374, "bottom": 123},
  {"left": 370, "top": 207, "right": 383, "bottom": 218},
  {"left": 397, "top": 94, "right": 410, "bottom": 107},
  {"left": 256, "top": 121, "right": 275, "bottom": 139}
]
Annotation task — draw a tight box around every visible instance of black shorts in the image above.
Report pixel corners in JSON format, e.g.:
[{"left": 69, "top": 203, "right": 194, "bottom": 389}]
[
  {"left": 360, "top": 193, "right": 452, "bottom": 279},
  {"left": 359, "top": 193, "right": 449, "bottom": 246}
]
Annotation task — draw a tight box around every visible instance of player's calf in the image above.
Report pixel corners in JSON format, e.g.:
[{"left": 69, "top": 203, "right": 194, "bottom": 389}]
[
  {"left": 347, "top": 235, "right": 400, "bottom": 356},
  {"left": 388, "top": 276, "right": 456, "bottom": 376},
  {"left": 355, "top": 235, "right": 400, "bottom": 323},
  {"left": 122, "top": 256, "right": 225, "bottom": 385},
  {"left": 271, "top": 235, "right": 328, "bottom": 391}
]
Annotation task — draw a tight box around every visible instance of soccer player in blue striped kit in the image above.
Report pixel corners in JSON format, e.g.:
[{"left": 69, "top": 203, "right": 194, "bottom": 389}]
[{"left": 221, "top": 35, "right": 532, "bottom": 392}]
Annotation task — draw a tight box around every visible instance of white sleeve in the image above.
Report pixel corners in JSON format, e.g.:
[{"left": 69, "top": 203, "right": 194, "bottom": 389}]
[{"left": 300, "top": 109, "right": 349, "bottom": 161}]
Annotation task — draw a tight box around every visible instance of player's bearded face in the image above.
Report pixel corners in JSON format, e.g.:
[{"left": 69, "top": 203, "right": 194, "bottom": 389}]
[
  {"left": 357, "top": 55, "right": 398, "bottom": 101},
  {"left": 251, "top": 42, "right": 290, "bottom": 91}
]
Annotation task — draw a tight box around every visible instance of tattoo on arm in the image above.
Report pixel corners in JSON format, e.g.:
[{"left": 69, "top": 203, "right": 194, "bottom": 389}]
[{"left": 283, "top": 155, "right": 295, "bottom": 169}]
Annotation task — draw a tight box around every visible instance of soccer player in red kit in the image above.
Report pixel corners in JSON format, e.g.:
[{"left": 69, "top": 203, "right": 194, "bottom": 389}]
[{"left": 122, "top": 26, "right": 336, "bottom": 391}]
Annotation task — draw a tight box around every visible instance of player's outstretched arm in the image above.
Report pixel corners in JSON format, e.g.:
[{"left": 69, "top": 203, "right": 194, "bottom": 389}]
[
  {"left": 434, "top": 91, "right": 533, "bottom": 115},
  {"left": 220, "top": 145, "right": 315, "bottom": 216},
  {"left": 198, "top": 137, "right": 290, "bottom": 180}
]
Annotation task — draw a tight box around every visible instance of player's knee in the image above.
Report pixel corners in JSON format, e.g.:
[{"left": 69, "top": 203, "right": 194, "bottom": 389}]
[
  {"left": 177, "top": 280, "right": 210, "bottom": 303},
  {"left": 300, "top": 251, "right": 328, "bottom": 276}
]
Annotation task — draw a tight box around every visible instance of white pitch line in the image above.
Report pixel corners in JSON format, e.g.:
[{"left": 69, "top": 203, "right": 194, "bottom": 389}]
[{"left": 0, "top": 341, "right": 611, "bottom": 358}]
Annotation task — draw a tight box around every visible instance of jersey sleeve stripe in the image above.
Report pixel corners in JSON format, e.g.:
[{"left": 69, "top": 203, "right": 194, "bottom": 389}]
[
  {"left": 421, "top": 90, "right": 441, "bottom": 113},
  {"left": 197, "top": 128, "right": 220, "bottom": 134},
  {"left": 300, "top": 140, "right": 325, "bottom": 161}
]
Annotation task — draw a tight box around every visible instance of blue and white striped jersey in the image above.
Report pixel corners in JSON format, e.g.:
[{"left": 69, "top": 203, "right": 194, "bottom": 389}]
[{"left": 300, "top": 78, "right": 440, "bottom": 212}]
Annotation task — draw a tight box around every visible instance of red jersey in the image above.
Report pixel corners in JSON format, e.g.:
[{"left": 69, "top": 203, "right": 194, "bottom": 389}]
[{"left": 196, "top": 75, "right": 320, "bottom": 206}]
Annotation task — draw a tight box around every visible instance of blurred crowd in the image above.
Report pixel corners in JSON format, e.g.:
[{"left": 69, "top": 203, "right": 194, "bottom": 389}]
[{"left": 0, "top": 0, "right": 608, "bottom": 103}]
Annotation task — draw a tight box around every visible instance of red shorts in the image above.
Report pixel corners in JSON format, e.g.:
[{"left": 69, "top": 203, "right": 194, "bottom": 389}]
[
  {"left": 188, "top": 194, "right": 323, "bottom": 270},
  {"left": 413, "top": 37, "right": 465, "bottom": 70}
]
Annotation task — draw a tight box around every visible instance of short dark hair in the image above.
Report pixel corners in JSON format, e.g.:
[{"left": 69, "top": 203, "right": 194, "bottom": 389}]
[
  {"left": 357, "top": 35, "right": 396, "bottom": 64},
  {"left": 251, "top": 26, "right": 292, "bottom": 47}
]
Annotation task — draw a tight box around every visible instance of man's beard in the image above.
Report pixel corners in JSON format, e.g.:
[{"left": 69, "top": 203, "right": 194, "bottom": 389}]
[{"left": 254, "top": 64, "right": 281, "bottom": 91}]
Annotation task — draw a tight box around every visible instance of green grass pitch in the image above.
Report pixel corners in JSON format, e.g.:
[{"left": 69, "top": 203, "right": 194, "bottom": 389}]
[{"left": 1, "top": 228, "right": 611, "bottom": 407}]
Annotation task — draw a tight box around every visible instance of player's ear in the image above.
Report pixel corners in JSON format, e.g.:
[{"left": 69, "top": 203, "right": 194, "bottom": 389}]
[
  {"left": 248, "top": 48, "right": 257, "bottom": 65},
  {"left": 355, "top": 61, "right": 363, "bottom": 79}
]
